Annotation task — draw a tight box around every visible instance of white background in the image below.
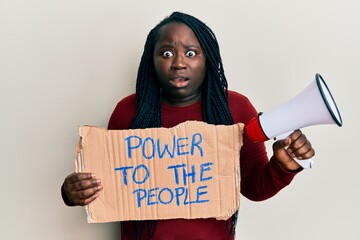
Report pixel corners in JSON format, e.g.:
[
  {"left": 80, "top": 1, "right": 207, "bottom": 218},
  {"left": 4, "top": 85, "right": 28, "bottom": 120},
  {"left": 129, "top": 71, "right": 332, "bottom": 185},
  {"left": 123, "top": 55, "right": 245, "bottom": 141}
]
[{"left": 1, "top": 0, "right": 359, "bottom": 239}]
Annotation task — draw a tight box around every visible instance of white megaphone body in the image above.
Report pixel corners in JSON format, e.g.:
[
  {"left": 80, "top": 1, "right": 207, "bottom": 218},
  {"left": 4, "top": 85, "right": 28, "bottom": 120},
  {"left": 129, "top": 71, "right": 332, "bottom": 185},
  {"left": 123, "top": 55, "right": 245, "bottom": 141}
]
[{"left": 245, "top": 73, "right": 343, "bottom": 169}]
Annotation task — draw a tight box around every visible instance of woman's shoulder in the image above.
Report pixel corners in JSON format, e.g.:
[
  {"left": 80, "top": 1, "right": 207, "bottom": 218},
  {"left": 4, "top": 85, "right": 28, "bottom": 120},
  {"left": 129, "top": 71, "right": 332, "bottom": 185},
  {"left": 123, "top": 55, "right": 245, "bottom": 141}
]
[
  {"left": 108, "top": 93, "right": 136, "bottom": 130},
  {"left": 227, "top": 90, "right": 251, "bottom": 105},
  {"left": 227, "top": 90, "right": 258, "bottom": 123},
  {"left": 117, "top": 93, "right": 136, "bottom": 106}
]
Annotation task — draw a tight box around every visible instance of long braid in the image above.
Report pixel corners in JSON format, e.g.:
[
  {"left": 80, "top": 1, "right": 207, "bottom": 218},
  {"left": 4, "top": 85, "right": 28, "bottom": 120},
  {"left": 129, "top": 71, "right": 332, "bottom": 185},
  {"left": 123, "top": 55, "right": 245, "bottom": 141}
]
[
  {"left": 128, "top": 11, "right": 238, "bottom": 239},
  {"left": 130, "top": 30, "right": 162, "bottom": 129},
  {"left": 171, "top": 12, "right": 233, "bottom": 125}
]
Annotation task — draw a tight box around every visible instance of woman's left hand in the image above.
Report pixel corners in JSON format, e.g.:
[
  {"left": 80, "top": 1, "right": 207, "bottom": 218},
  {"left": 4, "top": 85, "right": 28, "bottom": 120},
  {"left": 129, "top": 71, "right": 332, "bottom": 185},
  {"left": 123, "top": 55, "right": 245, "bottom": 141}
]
[{"left": 272, "top": 130, "right": 315, "bottom": 171}]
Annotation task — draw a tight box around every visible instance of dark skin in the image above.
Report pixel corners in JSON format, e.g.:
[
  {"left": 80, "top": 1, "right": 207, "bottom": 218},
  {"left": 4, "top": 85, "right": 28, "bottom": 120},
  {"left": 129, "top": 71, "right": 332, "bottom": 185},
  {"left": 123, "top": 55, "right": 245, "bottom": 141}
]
[
  {"left": 63, "top": 22, "right": 315, "bottom": 206},
  {"left": 153, "top": 22, "right": 206, "bottom": 106}
]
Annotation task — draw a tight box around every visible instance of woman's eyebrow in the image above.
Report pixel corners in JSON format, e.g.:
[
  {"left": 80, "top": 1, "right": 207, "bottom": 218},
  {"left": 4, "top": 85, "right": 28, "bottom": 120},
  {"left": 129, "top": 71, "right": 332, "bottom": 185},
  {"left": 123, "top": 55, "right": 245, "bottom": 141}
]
[
  {"left": 157, "top": 43, "right": 175, "bottom": 48},
  {"left": 157, "top": 41, "right": 200, "bottom": 49},
  {"left": 182, "top": 44, "right": 201, "bottom": 49}
]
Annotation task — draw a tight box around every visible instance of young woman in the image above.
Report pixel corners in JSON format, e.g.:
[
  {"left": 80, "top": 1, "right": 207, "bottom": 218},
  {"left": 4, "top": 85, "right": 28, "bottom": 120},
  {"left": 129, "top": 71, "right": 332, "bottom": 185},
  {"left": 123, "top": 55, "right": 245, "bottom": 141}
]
[{"left": 62, "top": 12, "right": 315, "bottom": 240}]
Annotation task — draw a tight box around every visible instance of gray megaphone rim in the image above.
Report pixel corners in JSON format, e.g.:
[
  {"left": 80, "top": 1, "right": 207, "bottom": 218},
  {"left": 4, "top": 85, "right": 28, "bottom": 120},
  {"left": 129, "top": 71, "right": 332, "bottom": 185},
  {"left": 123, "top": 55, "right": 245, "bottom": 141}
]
[{"left": 316, "top": 73, "right": 343, "bottom": 126}]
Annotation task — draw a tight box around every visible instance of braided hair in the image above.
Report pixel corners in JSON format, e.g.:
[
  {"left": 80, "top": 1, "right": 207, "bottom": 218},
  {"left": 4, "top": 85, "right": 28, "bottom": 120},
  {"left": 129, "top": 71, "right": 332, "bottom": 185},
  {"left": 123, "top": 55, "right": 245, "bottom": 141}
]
[
  {"left": 126, "top": 11, "right": 238, "bottom": 239},
  {"left": 130, "top": 11, "right": 234, "bottom": 129}
]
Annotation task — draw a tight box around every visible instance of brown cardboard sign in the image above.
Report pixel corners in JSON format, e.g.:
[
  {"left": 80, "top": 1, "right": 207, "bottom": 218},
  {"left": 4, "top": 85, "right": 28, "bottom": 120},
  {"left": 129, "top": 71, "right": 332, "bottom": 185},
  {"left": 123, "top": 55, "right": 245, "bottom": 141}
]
[{"left": 75, "top": 121, "right": 243, "bottom": 223}]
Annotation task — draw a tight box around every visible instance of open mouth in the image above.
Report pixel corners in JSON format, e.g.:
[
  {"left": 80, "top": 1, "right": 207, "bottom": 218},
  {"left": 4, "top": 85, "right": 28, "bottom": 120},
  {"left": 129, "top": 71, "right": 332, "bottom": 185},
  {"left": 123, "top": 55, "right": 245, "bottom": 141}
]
[{"left": 170, "top": 77, "right": 190, "bottom": 88}]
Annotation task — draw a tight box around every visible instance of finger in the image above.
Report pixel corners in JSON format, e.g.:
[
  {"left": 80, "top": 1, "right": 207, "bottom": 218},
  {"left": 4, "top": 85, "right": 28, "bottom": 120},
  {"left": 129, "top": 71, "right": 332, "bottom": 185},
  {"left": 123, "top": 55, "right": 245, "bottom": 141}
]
[
  {"left": 273, "top": 137, "right": 291, "bottom": 151},
  {"left": 287, "top": 134, "right": 315, "bottom": 160},
  {"left": 72, "top": 185, "right": 103, "bottom": 206},
  {"left": 273, "top": 130, "right": 303, "bottom": 154},
  {"left": 66, "top": 172, "right": 96, "bottom": 184},
  {"left": 286, "top": 132, "right": 307, "bottom": 155},
  {"left": 78, "top": 186, "right": 103, "bottom": 199},
  {"left": 82, "top": 192, "right": 100, "bottom": 205},
  {"left": 74, "top": 178, "right": 102, "bottom": 191},
  {"left": 294, "top": 144, "right": 315, "bottom": 160},
  {"left": 286, "top": 138, "right": 307, "bottom": 158},
  {"left": 272, "top": 138, "right": 302, "bottom": 171},
  {"left": 296, "top": 150, "right": 315, "bottom": 160},
  {"left": 272, "top": 137, "right": 293, "bottom": 162},
  {"left": 287, "top": 130, "right": 302, "bottom": 143}
]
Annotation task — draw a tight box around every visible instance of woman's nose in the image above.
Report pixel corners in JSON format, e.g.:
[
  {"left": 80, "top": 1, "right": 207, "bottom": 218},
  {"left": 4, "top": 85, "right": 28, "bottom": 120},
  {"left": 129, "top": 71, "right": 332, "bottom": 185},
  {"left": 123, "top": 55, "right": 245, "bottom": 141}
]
[{"left": 171, "top": 54, "right": 186, "bottom": 70}]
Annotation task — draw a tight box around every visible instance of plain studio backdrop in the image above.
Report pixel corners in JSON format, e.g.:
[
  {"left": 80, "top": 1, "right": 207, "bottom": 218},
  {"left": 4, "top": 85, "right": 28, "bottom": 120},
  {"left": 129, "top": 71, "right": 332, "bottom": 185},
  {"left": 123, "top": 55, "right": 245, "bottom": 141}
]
[{"left": 1, "top": 1, "right": 359, "bottom": 239}]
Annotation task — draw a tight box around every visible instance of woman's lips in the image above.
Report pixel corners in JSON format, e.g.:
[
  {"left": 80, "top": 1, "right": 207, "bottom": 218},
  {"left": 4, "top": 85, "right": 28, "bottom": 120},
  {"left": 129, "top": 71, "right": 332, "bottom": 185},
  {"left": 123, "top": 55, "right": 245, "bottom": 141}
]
[{"left": 170, "top": 77, "right": 189, "bottom": 88}]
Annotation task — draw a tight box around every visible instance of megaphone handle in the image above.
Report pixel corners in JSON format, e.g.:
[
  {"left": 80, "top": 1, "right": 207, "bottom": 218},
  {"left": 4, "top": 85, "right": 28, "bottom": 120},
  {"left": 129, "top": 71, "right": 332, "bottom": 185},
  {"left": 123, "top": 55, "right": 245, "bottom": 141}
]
[{"left": 275, "top": 131, "right": 313, "bottom": 169}]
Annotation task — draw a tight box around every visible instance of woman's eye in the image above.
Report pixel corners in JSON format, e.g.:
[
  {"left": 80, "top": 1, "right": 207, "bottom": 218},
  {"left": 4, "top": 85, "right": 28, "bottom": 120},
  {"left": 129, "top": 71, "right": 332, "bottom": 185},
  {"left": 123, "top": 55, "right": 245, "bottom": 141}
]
[
  {"left": 162, "top": 50, "right": 173, "bottom": 58},
  {"left": 186, "top": 50, "right": 196, "bottom": 57}
]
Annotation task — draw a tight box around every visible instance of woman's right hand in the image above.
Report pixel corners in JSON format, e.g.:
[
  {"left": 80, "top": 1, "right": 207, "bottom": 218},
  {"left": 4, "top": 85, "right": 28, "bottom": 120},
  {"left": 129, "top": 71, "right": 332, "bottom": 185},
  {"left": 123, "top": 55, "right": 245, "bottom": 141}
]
[{"left": 62, "top": 172, "right": 103, "bottom": 206}]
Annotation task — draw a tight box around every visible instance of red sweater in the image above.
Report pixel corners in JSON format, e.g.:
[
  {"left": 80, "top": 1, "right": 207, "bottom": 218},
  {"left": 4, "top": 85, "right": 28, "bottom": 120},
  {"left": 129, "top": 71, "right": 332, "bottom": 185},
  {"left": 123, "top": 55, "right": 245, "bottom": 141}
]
[{"left": 107, "top": 90, "right": 298, "bottom": 240}]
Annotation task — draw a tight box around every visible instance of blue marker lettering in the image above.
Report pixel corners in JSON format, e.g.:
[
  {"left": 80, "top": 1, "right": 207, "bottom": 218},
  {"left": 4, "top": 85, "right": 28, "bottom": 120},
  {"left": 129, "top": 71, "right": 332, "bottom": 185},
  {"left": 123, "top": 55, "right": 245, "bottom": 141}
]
[
  {"left": 142, "top": 137, "right": 155, "bottom": 160},
  {"left": 196, "top": 185, "right": 209, "bottom": 203},
  {"left": 114, "top": 166, "right": 133, "bottom": 186},
  {"left": 157, "top": 136, "right": 176, "bottom": 158},
  {"left": 132, "top": 164, "right": 150, "bottom": 184},
  {"left": 175, "top": 187, "right": 186, "bottom": 206},
  {"left": 158, "top": 187, "right": 174, "bottom": 205},
  {"left": 125, "top": 135, "right": 142, "bottom": 159},
  {"left": 147, "top": 187, "right": 159, "bottom": 206},
  {"left": 191, "top": 133, "right": 203, "bottom": 157},
  {"left": 177, "top": 137, "right": 189, "bottom": 155},
  {"left": 182, "top": 164, "right": 196, "bottom": 186},
  {"left": 183, "top": 187, "right": 191, "bottom": 205},
  {"left": 132, "top": 188, "right": 146, "bottom": 207},
  {"left": 200, "top": 162, "right": 213, "bottom": 182},
  {"left": 168, "top": 164, "right": 186, "bottom": 185}
]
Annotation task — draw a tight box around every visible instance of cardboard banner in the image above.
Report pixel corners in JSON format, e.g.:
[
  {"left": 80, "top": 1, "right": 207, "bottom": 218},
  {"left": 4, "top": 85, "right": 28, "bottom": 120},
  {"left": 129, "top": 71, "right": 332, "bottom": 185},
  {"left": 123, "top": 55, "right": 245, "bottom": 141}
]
[{"left": 75, "top": 121, "right": 243, "bottom": 223}]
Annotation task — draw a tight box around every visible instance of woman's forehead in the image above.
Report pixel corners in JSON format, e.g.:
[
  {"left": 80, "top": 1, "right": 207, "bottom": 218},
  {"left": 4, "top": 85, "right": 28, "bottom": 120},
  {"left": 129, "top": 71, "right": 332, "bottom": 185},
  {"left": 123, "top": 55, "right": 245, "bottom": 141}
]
[{"left": 156, "top": 22, "right": 200, "bottom": 45}]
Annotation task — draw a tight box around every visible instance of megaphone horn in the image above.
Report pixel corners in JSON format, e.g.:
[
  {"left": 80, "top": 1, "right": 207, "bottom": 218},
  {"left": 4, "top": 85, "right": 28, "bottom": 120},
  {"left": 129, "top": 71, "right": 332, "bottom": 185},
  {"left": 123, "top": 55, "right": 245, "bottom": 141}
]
[{"left": 245, "top": 73, "right": 343, "bottom": 143}]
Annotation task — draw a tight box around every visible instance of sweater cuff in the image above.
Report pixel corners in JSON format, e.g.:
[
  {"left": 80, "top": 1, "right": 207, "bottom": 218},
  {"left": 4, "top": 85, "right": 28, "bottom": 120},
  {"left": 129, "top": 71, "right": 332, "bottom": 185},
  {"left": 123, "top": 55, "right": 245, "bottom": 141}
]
[
  {"left": 270, "top": 156, "right": 302, "bottom": 183},
  {"left": 272, "top": 156, "right": 303, "bottom": 173}
]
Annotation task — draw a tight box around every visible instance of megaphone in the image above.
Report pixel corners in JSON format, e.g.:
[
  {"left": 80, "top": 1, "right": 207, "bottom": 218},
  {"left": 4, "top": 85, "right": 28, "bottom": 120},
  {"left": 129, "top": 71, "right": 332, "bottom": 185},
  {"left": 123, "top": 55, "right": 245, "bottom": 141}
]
[{"left": 245, "top": 73, "right": 342, "bottom": 168}]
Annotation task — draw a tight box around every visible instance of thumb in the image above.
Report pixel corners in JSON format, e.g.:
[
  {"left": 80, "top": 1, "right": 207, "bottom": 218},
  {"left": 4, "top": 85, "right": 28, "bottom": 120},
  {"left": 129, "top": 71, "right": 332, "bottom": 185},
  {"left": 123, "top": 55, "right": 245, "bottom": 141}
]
[
  {"left": 273, "top": 137, "right": 291, "bottom": 151},
  {"left": 272, "top": 137, "right": 292, "bottom": 161},
  {"left": 272, "top": 137, "right": 302, "bottom": 171}
]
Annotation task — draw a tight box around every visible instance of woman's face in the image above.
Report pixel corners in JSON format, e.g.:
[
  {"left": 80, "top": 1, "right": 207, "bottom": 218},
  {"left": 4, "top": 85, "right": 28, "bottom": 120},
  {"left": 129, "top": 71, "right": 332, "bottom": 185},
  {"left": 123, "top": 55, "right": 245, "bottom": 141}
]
[{"left": 153, "top": 22, "right": 206, "bottom": 106}]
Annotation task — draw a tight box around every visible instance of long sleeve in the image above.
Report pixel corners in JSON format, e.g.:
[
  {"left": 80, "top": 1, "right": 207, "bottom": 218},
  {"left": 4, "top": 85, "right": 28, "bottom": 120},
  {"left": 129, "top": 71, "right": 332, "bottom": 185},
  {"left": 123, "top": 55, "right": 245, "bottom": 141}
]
[
  {"left": 105, "top": 91, "right": 301, "bottom": 240},
  {"left": 228, "top": 91, "right": 300, "bottom": 201}
]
